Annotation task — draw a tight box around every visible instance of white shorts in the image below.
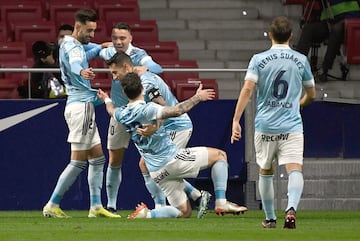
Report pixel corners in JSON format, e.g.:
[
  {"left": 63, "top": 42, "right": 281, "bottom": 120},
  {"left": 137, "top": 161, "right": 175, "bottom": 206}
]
[
  {"left": 150, "top": 147, "right": 208, "bottom": 207},
  {"left": 254, "top": 132, "right": 304, "bottom": 170},
  {"left": 64, "top": 102, "right": 101, "bottom": 151},
  {"left": 168, "top": 128, "right": 192, "bottom": 148},
  {"left": 107, "top": 116, "right": 130, "bottom": 150}
]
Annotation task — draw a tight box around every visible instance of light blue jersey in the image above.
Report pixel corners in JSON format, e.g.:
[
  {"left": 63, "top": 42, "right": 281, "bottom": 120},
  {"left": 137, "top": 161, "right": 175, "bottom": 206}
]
[
  {"left": 60, "top": 35, "right": 102, "bottom": 105},
  {"left": 140, "top": 71, "right": 193, "bottom": 131},
  {"left": 114, "top": 101, "right": 179, "bottom": 172},
  {"left": 245, "top": 44, "right": 315, "bottom": 134}
]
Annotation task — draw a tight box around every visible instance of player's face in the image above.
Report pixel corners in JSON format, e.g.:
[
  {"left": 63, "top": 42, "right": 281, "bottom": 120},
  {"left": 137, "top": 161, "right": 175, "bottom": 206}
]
[
  {"left": 109, "top": 63, "right": 128, "bottom": 80},
  {"left": 111, "top": 28, "right": 132, "bottom": 53},
  {"left": 77, "top": 21, "right": 97, "bottom": 44}
]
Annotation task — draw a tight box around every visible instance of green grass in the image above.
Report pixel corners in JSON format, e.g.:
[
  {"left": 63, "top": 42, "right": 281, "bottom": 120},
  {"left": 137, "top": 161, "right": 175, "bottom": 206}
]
[{"left": 0, "top": 210, "right": 359, "bottom": 241}]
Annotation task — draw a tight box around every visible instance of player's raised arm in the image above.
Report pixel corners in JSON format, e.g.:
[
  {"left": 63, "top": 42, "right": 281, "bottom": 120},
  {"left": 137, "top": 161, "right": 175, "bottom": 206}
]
[{"left": 159, "top": 84, "right": 215, "bottom": 119}]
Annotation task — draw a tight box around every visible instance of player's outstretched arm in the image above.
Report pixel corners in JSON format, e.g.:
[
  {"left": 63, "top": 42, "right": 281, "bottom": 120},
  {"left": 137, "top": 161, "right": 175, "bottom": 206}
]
[
  {"left": 160, "top": 84, "right": 215, "bottom": 119},
  {"left": 97, "top": 89, "right": 116, "bottom": 116}
]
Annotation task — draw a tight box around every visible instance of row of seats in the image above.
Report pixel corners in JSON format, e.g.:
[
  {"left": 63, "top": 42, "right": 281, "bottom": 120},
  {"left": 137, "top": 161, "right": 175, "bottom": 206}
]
[
  {"left": 0, "top": 0, "right": 140, "bottom": 28},
  {"left": 0, "top": 0, "right": 219, "bottom": 100}
]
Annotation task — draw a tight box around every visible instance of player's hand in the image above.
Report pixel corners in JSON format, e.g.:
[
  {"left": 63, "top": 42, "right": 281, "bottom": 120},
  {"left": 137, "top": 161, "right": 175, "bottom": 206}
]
[
  {"left": 196, "top": 83, "right": 216, "bottom": 101},
  {"left": 101, "top": 41, "right": 113, "bottom": 48},
  {"left": 231, "top": 121, "right": 242, "bottom": 144},
  {"left": 97, "top": 89, "right": 109, "bottom": 101},
  {"left": 137, "top": 123, "right": 158, "bottom": 137},
  {"left": 133, "top": 66, "right": 148, "bottom": 76},
  {"left": 80, "top": 68, "right": 96, "bottom": 80}
]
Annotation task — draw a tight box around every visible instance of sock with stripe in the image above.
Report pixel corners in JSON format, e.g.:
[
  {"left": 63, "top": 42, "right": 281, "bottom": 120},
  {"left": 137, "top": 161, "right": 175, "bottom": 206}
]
[
  {"left": 149, "top": 206, "right": 181, "bottom": 218},
  {"left": 106, "top": 165, "right": 122, "bottom": 210},
  {"left": 88, "top": 156, "right": 106, "bottom": 208},
  {"left": 48, "top": 160, "right": 87, "bottom": 206},
  {"left": 286, "top": 170, "right": 304, "bottom": 212},
  {"left": 259, "top": 174, "right": 276, "bottom": 221}
]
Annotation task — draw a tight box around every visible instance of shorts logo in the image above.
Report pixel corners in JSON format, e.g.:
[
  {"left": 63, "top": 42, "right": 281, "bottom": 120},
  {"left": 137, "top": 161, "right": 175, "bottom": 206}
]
[
  {"left": 153, "top": 169, "right": 170, "bottom": 183},
  {"left": 261, "top": 133, "right": 289, "bottom": 142}
]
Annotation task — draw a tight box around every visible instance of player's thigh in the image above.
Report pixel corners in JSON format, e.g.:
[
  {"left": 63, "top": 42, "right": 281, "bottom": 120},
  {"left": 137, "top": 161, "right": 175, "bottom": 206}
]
[
  {"left": 278, "top": 132, "right": 303, "bottom": 166},
  {"left": 168, "top": 128, "right": 192, "bottom": 148},
  {"left": 254, "top": 132, "right": 277, "bottom": 170},
  {"left": 157, "top": 178, "right": 187, "bottom": 208},
  {"left": 107, "top": 116, "right": 130, "bottom": 150},
  {"left": 65, "top": 102, "right": 101, "bottom": 150}
]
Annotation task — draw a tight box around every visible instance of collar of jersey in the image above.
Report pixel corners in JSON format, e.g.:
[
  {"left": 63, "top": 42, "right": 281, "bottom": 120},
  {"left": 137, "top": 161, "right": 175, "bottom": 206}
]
[
  {"left": 127, "top": 100, "right": 145, "bottom": 107},
  {"left": 271, "top": 44, "right": 290, "bottom": 49}
]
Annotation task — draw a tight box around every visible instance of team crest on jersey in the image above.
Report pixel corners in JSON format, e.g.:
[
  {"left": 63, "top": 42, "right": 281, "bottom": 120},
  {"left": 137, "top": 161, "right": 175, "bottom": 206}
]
[{"left": 71, "top": 48, "right": 81, "bottom": 58}]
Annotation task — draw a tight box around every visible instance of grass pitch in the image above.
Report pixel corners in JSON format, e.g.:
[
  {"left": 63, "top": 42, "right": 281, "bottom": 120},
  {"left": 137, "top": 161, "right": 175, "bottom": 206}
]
[{"left": 0, "top": 210, "right": 358, "bottom": 241}]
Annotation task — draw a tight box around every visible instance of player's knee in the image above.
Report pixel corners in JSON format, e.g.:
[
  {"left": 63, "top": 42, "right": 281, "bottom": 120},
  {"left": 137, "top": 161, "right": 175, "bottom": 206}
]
[{"left": 215, "top": 149, "right": 227, "bottom": 162}]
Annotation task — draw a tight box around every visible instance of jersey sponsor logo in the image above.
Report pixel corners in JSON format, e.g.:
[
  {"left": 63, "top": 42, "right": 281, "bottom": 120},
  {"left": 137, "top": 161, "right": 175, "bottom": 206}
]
[
  {"left": 261, "top": 133, "right": 289, "bottom": 142},
  {"left": 153, "top": 169, "right": 170, "bottom": 183},
  {"left": 0, "top": 103, "right": 59, "bottom": 132}
]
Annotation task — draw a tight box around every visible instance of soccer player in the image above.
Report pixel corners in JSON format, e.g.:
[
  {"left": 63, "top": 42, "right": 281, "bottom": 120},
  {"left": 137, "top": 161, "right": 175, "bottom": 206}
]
[
  {"left": 98, "top": 22, "right": 162, "bottom": 213},
  {"left": 42, "top": 9, "right": 120, "bottom": 218},
  {"left": 231, "top": 16, "right": 316, "bottom": 229},
  {"left": 100, "top": 50, "right": 209, "bottom": 218},
  {"left": 97, "top": 72, "right": 248, "bottom": 218}
]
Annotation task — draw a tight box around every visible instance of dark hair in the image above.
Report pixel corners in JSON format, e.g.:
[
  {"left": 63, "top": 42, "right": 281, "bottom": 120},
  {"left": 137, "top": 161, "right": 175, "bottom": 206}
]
[
  {"left": 112, "top": 22, "right": 131, "bottom": 33},
  {"left": 32, "top": 41, "right": 51, "bottom": 59},
  {"left": 270, "top": 16, "right": 292, "bottom": 44},
  {"left": 75, "top": 9, "right": 98, "bottom": 24},
  {"left": 59, "top": 24, "right": 74, "bottom": 32},
  {"left": 121, "top": 72, "right": 143, "bottom": 99},
  {"left": 106, "top": 51, "right": 133, "bottom": 67}
]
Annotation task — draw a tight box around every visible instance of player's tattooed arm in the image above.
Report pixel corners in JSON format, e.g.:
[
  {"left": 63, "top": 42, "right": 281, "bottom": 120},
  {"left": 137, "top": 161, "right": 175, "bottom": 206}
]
[{"left": 159, "top": 84, "right": 215, "bottom": 120}]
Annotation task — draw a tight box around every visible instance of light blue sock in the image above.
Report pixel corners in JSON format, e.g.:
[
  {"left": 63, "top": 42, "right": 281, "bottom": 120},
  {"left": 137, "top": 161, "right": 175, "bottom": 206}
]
[
  {"left": 49, "top": 160, "right": 87, "bottom": 205},
  {"left": 211, "top": 160, "right": 228, "bottom": 200},
  {"left": 106, "top": 165, "right": 122, "bottom": 209},
  {"left": 143, "top": 173, "right": 166, "bottom": 207},
  {"left": 88, "top": 156, "right": 105, "bottom": 207},
  {"left": 183, "top": 180, "right": 201, "bottom": 201},
  {"left": 150, "top": 206, "right": 181, "bottom": 218},
  {"left": 259, "top": 174, "right": 276, "bottom": 220},
  {"left": 286, "top": 170, "right": 304, "bottom": 212}
]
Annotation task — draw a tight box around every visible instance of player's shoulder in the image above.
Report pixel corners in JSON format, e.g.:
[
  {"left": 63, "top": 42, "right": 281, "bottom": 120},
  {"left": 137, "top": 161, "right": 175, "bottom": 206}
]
[{"left": 129, "top": 45, "right": 147, "bottom": 55}]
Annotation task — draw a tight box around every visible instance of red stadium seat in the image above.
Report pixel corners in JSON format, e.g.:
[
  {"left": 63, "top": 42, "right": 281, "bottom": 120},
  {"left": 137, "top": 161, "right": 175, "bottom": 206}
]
[
  {"left": 43, "top": 0, "right": 94, "bottom": 11},
  {"left": 126, "top": 20, "right": 159, "bottom": 44},
  {"left": 13, "top": 21, "right": 57, "bottom": 58},
  {"left": 0, "top": 1, "right": 45, "bottom": 22},
  {"left": 137, "top": 41, "right": 179, "bottom": 62},
  {"left": 89, "top": 57, "right": 110, "bottom": 79},
  {"left": 159, "top": 60, "right": 199, "bottom": 90},
  {"left": 91, "top": 20, "right": 110, "bottom": 43},
  {"left": 0, "top": 22, "right": 11, "bottom": 42},
  {"left": 0, "top": 42, "right": 27, "bottom": 61},
  {"left": 97, "top": 2, "right": 140, "bottom": 29},
  {"left": 174, "top": 78, "right": 219, "bottom": 100},
  {"left": 344, "top": 18, "right": 360, "bottom": 64},
  {"left": 0, "top": 80, "right": 20, "bottom": 99},
  {"left": 1, "top": 59, "right": 34, "bottom": 85},
  {"left": 94, "top": 0, "right": 139, "bottom": 9},
  {"left": 49, "top": 3, "right": 93, "bottom": 29}
]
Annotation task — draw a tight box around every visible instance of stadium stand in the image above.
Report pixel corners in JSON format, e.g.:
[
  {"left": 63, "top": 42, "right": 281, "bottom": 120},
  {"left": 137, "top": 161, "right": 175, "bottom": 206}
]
[
  {"left": 0, "top": 42, "right": 27, "bottom": 61},
  {"left": 13, "top": 21, "right": 57, "bottom": 59},
  {"left": 344, "top": 18, "right": 360, "bottom": 64}
]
